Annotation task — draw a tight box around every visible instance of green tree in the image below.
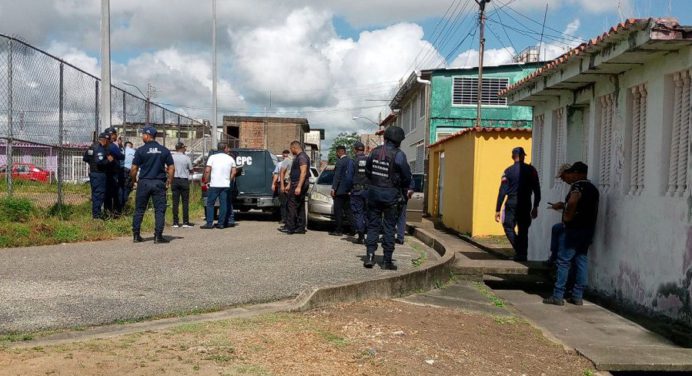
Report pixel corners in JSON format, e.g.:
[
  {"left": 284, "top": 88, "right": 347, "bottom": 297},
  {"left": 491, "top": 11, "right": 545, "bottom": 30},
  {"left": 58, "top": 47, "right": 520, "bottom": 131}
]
[{"left": 327, "top": 132, "right": 360, "bottom": 164}]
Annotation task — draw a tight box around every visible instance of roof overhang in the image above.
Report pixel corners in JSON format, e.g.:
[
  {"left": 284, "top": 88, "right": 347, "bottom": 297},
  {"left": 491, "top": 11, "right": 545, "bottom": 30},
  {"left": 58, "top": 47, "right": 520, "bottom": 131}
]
[
  {"left": 501, "top": 18, "right": 692, "bottom": 106},
  {"left": 389, "top": 70, "right": 432, "bottom": 109}
]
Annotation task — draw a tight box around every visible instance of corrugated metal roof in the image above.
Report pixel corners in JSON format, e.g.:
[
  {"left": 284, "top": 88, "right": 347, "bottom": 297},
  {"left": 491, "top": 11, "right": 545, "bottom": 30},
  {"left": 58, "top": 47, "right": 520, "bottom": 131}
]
[{"left": 428, "top": 127, "right": 531, "bottom": 148}]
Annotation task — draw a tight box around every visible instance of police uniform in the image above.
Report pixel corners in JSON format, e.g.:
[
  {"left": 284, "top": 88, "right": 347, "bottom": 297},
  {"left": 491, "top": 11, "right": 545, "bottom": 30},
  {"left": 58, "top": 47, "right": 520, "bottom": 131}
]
[
  {"left": 132, "top": 126, "right": 174, "bottom": 243},
  {"left": 331, "top": 147, "right": 355, "bottom": 236},
  {"left": 349, "top": 142, "right": 369, "bottom": 244},
  {"left": 364, "top": 126, "right": 412, "bottom": 270},
  {"left": 103, "top": 127, "right": 125, "bottom": 215},
  {"left": 83, "top": 133, "right": 111, "bottom": 219},
  {"left": 496, "top": 147, "right": 541, "bottom": 261}
]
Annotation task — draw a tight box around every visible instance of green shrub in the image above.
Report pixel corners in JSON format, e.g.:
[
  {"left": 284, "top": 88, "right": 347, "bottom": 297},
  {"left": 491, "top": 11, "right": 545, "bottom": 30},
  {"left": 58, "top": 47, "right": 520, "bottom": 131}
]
[
  {"left": 0, "top": 197, "right": 37, "bottom": 222},
  {"left": 47, "top": 203, "right": 74, "bottom": 219}
]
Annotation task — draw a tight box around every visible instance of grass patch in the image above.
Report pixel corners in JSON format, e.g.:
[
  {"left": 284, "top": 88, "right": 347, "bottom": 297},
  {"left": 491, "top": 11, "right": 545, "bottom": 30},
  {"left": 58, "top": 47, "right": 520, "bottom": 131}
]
[
  {"left": 0, "top": 184, "right": 205, "bottom": 248},
  {"left": 317, "top": 330, "right": 348, "bottom": 347},
  {"left": 0, "top": 333, "right": 34, "bottom": 344},
  {"left": 493, "top": 316, "right": 521, "bottom": 325},
  {"left": 473, "top": 282, "right": 506, "bottom": 308},
  {"left": 408, "top": 240, "right": 428, "bottom": 268},
  {"left": 233, "top": 364, "right": 271, "bottom": 375}
]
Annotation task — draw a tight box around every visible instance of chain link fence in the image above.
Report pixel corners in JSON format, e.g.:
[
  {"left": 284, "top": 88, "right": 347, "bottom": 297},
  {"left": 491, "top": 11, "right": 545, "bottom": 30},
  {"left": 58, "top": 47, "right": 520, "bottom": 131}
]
[{"left": 0, "top": 34, "right": 216, "bottom": 209}]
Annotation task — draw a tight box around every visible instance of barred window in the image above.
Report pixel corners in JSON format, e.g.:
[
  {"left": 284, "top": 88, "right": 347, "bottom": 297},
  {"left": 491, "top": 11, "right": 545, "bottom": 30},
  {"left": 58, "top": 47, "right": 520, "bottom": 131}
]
[
  {"left": 628, "top": 84, "right": 648, "bottom": 195},
  {"left": 667, "top": 70, "right": 691, "bottom": 197},
  {"left": 552, "top": 108, "right": 566, "bottom": 188},
  {"left": 452, "top": 77, "right": 509, "bottom": 106},
  {"left": 532, "top": 114, "right": 544, "bottom": 181},
  {"left": 598, "top": 94, "right": 615, "bottom": 191},
  {"left": 416, "top": 144, "right": 425, "bottom": 173}
]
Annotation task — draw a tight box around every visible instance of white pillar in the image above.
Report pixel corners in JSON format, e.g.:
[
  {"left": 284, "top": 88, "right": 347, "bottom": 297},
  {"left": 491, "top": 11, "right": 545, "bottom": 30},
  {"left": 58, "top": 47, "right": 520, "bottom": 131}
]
[{"left": 100, "top": 0, "right": 111, "bottom": 131}]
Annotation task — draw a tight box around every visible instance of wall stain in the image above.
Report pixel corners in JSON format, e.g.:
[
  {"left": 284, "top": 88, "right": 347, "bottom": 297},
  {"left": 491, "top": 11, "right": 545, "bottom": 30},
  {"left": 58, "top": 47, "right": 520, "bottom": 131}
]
[{"left": 654, "top": 268, "right": 692, "bottom": 324}]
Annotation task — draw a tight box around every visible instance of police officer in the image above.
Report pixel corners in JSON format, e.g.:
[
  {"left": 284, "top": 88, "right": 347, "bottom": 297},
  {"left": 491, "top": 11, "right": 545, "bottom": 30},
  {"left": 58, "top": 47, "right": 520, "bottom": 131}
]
[
  {"left": 349, "top": 141, "right": 368, "bottom": 244},
  {"left": 330, "top": 145, "right": 354, "bottom": 236},
  {"left": 83, "top": 132, "right": 113, "bottom": 219},
  {"left": 363, "top": 126, "right": 413, "bottom": 270},
  {"left": 495, "top": 146, "right": 541, "bottom": 261},
  {"left": 130, "top": 126, "right": 175, "bottom": 244},
  {"left": 103, "top": 127, "right": 125, "bottom": 216}
]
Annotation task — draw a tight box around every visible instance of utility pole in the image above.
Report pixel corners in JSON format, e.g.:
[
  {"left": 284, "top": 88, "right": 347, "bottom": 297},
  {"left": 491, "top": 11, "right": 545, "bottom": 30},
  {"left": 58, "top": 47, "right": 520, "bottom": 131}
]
[
  {"left": 475, "top": 0, "right": 490, "bottom": 127},
  {"left": 146, "top": 82, "right": 154, "bottom": 124},
  {"left": 211, "top": 0, "right": 218, "bottom": 147},
  {"left": 100, "top": 0, "right": 111, "bottom": 132}
]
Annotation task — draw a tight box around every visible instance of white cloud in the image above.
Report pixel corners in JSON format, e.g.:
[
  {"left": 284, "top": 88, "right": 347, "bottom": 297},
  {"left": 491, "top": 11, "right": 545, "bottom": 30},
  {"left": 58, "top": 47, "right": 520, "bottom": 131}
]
[{"left": 449, "top": 47, "right": 517, "bottom": 68}]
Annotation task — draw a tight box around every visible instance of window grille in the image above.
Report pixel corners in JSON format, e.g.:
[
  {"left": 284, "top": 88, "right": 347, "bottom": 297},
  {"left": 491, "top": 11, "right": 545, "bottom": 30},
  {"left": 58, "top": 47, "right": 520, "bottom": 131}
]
[
  {"left": 667, "top": 70, "right": 691, "bottom": 196},
  {"left": 532, "top": 114, "right": 544, "bottom": 180},
  {"left": 598, "top": 94, "right": 615, "bottom": 191},
  {"left": 628, "top": 84, "right": 648, "bottom": 195},
  {"left": 452, "top": 77, "right": 509, "bottom": 106},
  {"left": 552, "top": 108, "right": 566, "bottom": 186}
]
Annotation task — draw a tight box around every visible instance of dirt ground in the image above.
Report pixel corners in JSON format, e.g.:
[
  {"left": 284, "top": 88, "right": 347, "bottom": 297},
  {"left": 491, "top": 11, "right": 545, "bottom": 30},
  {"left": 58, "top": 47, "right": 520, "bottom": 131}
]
[{"left": 0, "top": 299, "right": 594, "bottom": 376}]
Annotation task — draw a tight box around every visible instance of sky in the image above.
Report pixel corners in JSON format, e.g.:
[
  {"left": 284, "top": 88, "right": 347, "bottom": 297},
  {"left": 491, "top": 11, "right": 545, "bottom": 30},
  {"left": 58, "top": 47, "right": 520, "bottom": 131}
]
[{"left": 0, "top": 0, "right": 691, "bottom": 146}]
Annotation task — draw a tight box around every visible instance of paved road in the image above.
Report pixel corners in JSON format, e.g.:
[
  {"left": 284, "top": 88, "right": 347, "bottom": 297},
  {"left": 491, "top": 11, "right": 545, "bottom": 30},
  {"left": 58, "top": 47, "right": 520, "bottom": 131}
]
[{"left": 0, "top": 218, "right": 429, "bottom": 333}]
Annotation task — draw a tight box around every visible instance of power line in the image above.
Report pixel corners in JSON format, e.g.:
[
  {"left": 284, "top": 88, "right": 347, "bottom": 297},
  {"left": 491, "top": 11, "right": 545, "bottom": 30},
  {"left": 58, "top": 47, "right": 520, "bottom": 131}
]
[
  {"left": 417, "top": 0, "right": 466, "bottom": 69},
  {"left": 403, "top": 0, "right": 460, "bottom": 75},
  {"left": 424, "top": 0, "right": 474, "bottom": 68},
  {"left": 493, "top": 0, "right": 585, "bottom": 43},
  {"left": 492, "top": 1, "right": 518, "bottom": 54},
  {"left": 486, "top": 24, "right": 516, "bottom": 61}
]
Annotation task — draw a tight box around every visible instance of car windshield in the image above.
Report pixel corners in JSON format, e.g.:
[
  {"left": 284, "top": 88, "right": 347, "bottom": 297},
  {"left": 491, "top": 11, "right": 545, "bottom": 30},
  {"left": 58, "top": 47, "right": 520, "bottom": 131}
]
[{"left": 316, "top": 170, "right": 334, "bottom": 185}]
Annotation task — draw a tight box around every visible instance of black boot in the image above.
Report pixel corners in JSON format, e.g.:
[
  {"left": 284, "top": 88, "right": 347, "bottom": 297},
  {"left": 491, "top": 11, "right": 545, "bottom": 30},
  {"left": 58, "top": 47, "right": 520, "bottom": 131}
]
[
  {"left": 133, "top": 232, "right": 144, "bottom": 243},
  {"left": 382, "top": 258, "right": 397, "bottom": 270},
  {"left": 154, "top": 234, "right": 169, "bottom": 244},
  {"left": 353, "top": 233, "right": 364, "bottom": 244},
  {"left": 363, "top": 254, "right": 375, "bottom": 268}
]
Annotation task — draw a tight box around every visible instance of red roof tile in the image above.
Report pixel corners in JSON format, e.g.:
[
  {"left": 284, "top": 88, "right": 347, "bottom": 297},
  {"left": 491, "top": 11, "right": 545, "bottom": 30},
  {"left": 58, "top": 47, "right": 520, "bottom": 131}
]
[
  {"left": 428, "top": 127, "right": 531, "bottom": 148},
  {"left": 499, "top": 18, "right": 680, "bottom": 97}
]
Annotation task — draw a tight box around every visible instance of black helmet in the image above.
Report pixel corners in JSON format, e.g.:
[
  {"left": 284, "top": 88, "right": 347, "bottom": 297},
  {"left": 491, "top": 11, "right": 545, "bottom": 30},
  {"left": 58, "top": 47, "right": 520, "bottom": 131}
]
[{"left": 384, "top": 126, "right": 405, "bottom": 145}]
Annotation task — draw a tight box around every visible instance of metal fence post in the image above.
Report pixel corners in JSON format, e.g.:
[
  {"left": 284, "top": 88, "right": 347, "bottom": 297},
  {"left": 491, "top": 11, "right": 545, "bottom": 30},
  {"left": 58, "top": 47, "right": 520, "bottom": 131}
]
[
  {"left": 94, "top": 80, "right": 99, "bottom": 141},
  {"left": 177, "top": 114, "right": 181, "bottom": 143},
  {"left": 6, "top": 38, "right": 13, "bottom": 197},
  {"left": 57, "top": 62, "right": 64, "bottom": 208},
  {"left": 122, "top": 91, "right": 127, "bottom": 141}
]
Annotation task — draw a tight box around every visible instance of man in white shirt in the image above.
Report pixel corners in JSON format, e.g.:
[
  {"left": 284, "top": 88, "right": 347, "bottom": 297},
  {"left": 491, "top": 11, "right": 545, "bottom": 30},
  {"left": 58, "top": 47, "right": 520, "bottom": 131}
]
[{"left": 201, "top": 142, "right": 236, "bottom": 229}]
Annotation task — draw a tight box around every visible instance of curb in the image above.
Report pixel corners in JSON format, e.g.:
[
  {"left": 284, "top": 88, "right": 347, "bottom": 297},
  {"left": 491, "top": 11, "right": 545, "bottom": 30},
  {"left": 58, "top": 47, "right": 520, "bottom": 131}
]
[
  {"left": 292, "top": 225, "right": 455, "bottom": 311},
  {"left": 9, "top": 224, "right": 455, "bottom": 348}
]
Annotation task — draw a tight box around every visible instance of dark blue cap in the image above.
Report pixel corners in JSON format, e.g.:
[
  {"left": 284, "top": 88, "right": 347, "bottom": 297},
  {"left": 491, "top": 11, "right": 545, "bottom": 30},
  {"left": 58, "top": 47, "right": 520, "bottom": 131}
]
[
  {"left": 353, "top": 141, "right": 365, "bottom": 150},
  {"left": 512, "top": 146, "right": 526, "bottom": 156},
  {"left": 142, "top": 126, "right": 157, "bottom": 137},
  {"left": 564, "top": 161, "right": 588, "bottom": 174},
  {"left": 98, "top": 132, "right": 109, "bottom": 139},
  {"left": 104, "top": 127, "right": 117, "bottom": 135}
]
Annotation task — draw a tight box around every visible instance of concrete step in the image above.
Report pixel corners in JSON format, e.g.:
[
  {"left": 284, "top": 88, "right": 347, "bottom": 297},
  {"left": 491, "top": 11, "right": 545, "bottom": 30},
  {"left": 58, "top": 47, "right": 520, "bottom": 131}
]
[{"left": 452, "top": 245, "right": 551, "bottom": 281}]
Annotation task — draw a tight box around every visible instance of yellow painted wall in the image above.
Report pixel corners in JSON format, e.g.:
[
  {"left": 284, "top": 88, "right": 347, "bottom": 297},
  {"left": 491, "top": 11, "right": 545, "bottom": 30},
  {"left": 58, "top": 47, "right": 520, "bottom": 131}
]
[
  {"left": 427, "top": 134, "right": 476, "bottom": 234},
  {"left": 471, "top": 132, "right": 532, "bottom": 236},
  {"left": 427, "top": 130, "right": 532, "bottom": 237}
]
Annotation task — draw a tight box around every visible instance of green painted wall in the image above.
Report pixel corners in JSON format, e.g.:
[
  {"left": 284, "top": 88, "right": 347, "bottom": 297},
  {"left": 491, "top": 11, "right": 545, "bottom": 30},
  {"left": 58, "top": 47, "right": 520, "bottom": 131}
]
[{"left": 429, "top": 63, "right": 541, "bottom": 143}]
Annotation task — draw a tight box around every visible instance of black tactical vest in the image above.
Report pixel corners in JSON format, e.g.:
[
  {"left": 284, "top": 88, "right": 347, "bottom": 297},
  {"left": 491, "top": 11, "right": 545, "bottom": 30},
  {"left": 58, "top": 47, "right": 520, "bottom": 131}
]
[
  {"left": 369, "top": 145, "right": 401, "bottom": 189},
  {"left": 83, "top": 142, "right": 103, "bottom": 173},
  {"left": 353, "top": 154, "right": 369, "bottom": 189}
]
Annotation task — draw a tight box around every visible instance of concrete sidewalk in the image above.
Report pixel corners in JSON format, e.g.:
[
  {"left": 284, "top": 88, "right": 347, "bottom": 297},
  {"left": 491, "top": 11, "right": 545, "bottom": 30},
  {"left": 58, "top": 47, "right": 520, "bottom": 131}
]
[
  {"left": 0, "top": 220, "right": 436, "bottom": 333},
  {"left": 410, "top": 220, "right": 692, "bottom": 372}
]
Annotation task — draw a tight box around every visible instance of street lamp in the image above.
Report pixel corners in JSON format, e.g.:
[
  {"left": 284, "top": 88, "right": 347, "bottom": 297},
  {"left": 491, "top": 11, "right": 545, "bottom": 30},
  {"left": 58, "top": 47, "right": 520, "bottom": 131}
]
[{"left": 352, "top": 116, "right": 379, "bottom": 126}]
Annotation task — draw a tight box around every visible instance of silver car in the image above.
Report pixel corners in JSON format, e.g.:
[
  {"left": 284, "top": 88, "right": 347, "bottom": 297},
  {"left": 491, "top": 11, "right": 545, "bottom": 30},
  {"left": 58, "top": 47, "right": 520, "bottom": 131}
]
[{"left": 307, "top": 165, "right": 335, "bottom": 223}]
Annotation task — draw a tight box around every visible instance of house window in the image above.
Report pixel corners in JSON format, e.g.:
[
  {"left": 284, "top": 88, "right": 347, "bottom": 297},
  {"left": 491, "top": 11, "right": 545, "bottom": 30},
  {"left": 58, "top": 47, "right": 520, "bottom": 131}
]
[
  {"left": 667, "top": 70, "right": 691, "bottom": 197},
  {"left": 552, "top": 108, "right": 567, "bottom": 187},
  {"left": 436, "top": 132, "right": 453, "bottom": 142},
  {"left": 419, "top": 92, "right": 426, "bottom": 119},
  {"left": 598, "top": 94, "right": 615, "bottom": 191},
  {"left": 532, "top": 114, "right": 544, "bottom": 180},
  {"left": 628, "top": 84, "right": 648, "bottom": 195},
  {"left": 410, "top": 98, "right": 418, "bottom": 132},
  {"left": 452, "top": 77, "right": 509, "bottom": 106},
  {"left": 416, "top": 144, "right": 425, "bottom": 173}
]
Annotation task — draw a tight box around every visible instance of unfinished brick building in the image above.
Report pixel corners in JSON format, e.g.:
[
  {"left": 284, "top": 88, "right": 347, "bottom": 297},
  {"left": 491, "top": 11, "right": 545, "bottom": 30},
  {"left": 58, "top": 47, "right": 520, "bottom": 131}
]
[{"left": 222, "top": 116, "right": 310, "bottom": 156}]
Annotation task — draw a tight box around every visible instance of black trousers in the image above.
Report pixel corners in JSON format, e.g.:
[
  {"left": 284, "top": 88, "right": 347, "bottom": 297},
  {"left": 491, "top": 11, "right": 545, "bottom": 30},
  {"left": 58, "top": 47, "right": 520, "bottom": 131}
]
[
  {"left": 333, "top": 194, "right": 352, "bottom": 233},
  {"left": 279, "top": 190, "right": 289, "bottom": 223},
  {"left": 286, "top": 184, "right": 307, "bottom": 232},
  {"left": 171, "top": 178, "right": 190, "bottom": 224},
  {"left": 132, "top": 179, "right": 167, "bottom": 236},
  {"left": 502, "top": 197, "right": 532, "bottom": 258}
]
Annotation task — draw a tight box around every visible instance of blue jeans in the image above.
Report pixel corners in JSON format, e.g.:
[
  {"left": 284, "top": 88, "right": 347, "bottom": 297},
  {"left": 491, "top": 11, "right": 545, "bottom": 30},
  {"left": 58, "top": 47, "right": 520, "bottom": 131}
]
[
  {"left": 552, "top": 228, "right": 590, "bottom": 300},
  {"left": 396, "top": 202, "right": 407, "bottom": 241},
  {"left": 205, "top": 187, "right": 228, "bottom": 226},
  {"left": 549, "top": 223, "right": 565, "bottom": 262}
]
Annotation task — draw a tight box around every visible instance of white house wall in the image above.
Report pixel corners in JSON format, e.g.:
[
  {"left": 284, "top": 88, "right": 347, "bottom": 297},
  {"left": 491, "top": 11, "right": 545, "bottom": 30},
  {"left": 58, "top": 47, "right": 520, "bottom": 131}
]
[{"left": 529, "top": 46, "right": 692, "bottom": 324}]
